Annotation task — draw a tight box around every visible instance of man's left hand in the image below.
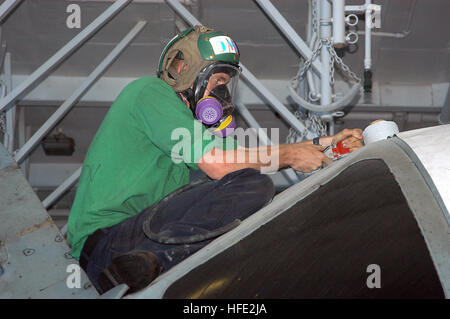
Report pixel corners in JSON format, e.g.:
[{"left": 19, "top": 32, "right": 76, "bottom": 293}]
[{"left": 332, "top": 128, "right": 364, "bottom": 152}]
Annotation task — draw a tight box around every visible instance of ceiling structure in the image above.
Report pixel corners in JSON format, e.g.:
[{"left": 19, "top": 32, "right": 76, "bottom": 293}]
[{"left": 3, "top": 0, "right": 449, "bottom": 87}]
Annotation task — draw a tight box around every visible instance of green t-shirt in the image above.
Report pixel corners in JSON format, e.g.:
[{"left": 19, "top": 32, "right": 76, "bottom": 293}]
[{"left": 67, "top": 77, "right": 238, "bottom": 260}]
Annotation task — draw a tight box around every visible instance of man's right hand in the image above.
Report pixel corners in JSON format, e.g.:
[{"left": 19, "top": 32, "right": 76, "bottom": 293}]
[{"left": 288, "top": 143, "right": 332, "bottom": 173}]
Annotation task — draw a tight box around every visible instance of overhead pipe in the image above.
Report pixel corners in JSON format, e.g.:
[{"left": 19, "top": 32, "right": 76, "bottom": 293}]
[
  {"left": 356, "top": 0, "right": 416, "bottom": 39},
  {"left": 332, "top": 0, "right": 346, "bottom": 48},
  {"left": 364, "top": 0, "right": 372, "bottom": 70},
  {"left": 319, "top": 0, "right": 333, "bottom": 106},
  {"left": 289, "top": 81, "right": 360, "bottom": 113}
]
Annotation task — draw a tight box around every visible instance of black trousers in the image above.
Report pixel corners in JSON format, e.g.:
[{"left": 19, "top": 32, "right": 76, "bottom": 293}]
[{"left": 80, "top": 168, "right": 275, "bottom": 293}]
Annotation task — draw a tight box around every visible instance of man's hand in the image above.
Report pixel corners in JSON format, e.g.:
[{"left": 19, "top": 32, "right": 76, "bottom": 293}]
[
  {"left": 332, "top": 128, "right": 364, "bottom": 152},
  {"left": 288, "top": 143, "right": 332, "bottom": 173}
]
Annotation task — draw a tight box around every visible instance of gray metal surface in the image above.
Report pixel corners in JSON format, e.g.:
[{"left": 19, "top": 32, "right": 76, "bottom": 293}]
[
  {"left": 0, "top": 142, "right": 98, "bottom": 298},
  {"left": 126, "top": 135, "right": 450, "bottom": 299},
  {"left": 0, "top": 141, "right": 14, "bottom": 170},
  {"left": 391, "top": 137, "right": 450, "bottom": 228}
]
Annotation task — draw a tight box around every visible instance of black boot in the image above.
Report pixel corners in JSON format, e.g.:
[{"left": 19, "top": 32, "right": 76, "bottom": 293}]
[{"left": 98, "top": 250, "right": 162, "bottom": 294}]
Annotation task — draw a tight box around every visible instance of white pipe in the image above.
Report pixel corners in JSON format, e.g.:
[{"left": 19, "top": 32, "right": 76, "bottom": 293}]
[
  {"left": 357, "top": 30, "right": 409, "bottom": 38},
  {"left": 289, "top": 81, "right": 360, "bottom": 113},
  {"left": 306, "top": 0, "right": 313, "bottom": 43},
  {"left": 306, "top": 33, "right": 318, "bottom": 99},
  {"left": 320, "top": 0, "right": 332, "bottom": 105},
  {"left": 332, "top": 0, "right": 346, "bottom": 48},
  {"left": 364, "top": 0, "right": 372, "bottom": 70}
]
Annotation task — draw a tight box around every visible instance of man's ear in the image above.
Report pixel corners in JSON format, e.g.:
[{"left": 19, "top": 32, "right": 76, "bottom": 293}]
[{"left": 172, "top": 59, "right": 186, "bottom": 73}]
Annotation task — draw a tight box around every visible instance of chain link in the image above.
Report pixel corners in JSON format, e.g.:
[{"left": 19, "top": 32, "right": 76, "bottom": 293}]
[
  {"left": 310, "top": 113, "right": 327, "bottom": 136},
  {"left": 291, "top": 40, "right": 322, "bottom": 89},
  {"left": 286, "top": 111, "right": 327, "bottom": 144},
  {"left": 311, "top": 0, "right": 318, "bottom": 38},
  {"left": 0, "top": 112, "right": 5, "bottom": 134},
  {"left": 324, "top": 39, "right": 362, "bottom": 84},
  {"left": 286, "top": 111, "right": 310, "bottom": 144},
  {"left": 0, "top": 81, "right": 6, "bottom": 134},
  {"left": 293, "top": 38, "right": 362, "bottom": 90}
]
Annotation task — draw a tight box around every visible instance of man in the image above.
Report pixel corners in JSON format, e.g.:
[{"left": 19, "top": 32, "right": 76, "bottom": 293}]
[{"left": 67, "top": 25, "right": 363, "bottom": 294}]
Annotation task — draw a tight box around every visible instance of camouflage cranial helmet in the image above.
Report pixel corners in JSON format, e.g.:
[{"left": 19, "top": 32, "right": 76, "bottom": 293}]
[{"left": 157, "top": 25, "right": 240, "bottom": 92}]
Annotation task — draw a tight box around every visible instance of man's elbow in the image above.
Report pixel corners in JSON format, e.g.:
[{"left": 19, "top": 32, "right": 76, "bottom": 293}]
[
  {"left": 198, "top": 160, "right": 229, "bottom": 180},
  {"left": 198, "top": 149, "right": 231, "bottom": 180}
]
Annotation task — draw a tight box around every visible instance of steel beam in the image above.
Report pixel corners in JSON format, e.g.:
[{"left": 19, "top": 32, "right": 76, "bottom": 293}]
[
  {"left": 2, "top": 52, "right": 13, "bottom": 152},
  {"left": 254, "top": 0, "right": 324, "bottom": 76},
  {"left": 14, "top": 21, "right": 147, "bottom": 164},
  {"left": 165, "top": 0, "right": 315, "bottom": 139},
  {"left": 42, "top": 167, "right": 81, "bottom": 210},
  {"left": 0, "top": 0, "right": 22, "bottom": 23},
  {"left": 0, "top": 0, "right": 132, "bottom": 114}
]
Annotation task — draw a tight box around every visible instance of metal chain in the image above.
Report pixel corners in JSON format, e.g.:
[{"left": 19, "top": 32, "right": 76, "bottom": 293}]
[
  {"left": 293, "top": 39, "right": 361, "bottom": 89},
  {"left": 329, "top": 49, "right": 335, "bottom": 86},
  {"left": 0, "top": 112, "right": 5, "bottom": 134},
  {"left": 324, "top": 39, "right": 362, "bottom": 84},
  {"left": 286, "top": 111, "right": 311, "bottom": 144},
  {"left": 311, "top": 0, "right": 318, "bottom": 37},
  {"left": 286, "top": 111, "right": 327, "bottom": 144},
  {"left": 0, "top": 81, "right": 6, "bottom": 134},
  {"left": 288, "top": 0, "right": 362, "bottom": 142},
  {"left": 295, "top": 41, "right": 322, "bottom": 84},
  {"left": 309, "top": 113, "right": 327, "bottom": 136}
]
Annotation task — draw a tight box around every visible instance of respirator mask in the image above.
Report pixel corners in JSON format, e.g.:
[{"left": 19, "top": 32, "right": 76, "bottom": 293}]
[{"left": 189, "top": 62, "right": 241, "bottom": 137}]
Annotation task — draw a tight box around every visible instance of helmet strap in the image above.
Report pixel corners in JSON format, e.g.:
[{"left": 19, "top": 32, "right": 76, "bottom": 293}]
[{"left": 179, "top": 88, "right": 196, "bottom": 110}]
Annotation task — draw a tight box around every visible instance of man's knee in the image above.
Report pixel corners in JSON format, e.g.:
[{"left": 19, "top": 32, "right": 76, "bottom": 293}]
[
  {"left": 222, "top": 168, "right": 275, "bottom": 206},
  {"left": 253, "top": 172, "right": 275, "bottom": 206}
]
